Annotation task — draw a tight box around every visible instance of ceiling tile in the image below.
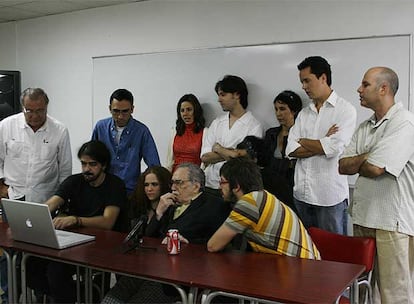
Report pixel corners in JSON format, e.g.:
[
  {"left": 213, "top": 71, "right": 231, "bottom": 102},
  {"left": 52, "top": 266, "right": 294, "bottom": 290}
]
[
  {"left": 0, "top": 6, "right": 43, "bottom": 21},
  {"left": 11, "top": 1, "right": 83, "bottom": 15},
  {"left": 0, "top": 0, "right": 144, "bottom": 23},
  {"left": 66, "top": 0, "right": 141, "bottom": 9},
  {"left": 0, "top": 0, "right": 34, "bottom": 8}
]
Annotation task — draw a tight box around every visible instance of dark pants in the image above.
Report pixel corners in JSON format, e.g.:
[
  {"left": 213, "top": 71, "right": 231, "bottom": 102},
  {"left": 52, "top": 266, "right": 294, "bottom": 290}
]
[{"left": 26, "top": 257, "right": 76, "bottom": 303}]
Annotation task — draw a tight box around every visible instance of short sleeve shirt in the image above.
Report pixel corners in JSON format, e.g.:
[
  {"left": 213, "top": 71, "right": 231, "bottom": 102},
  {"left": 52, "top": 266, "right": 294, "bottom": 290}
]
[
  {"left": 342, "top": 103, "right": 414, "bottom": 235},
  {"left": 56, "top": 173, "right": 127, "bottom": 231},
  {"left": 225, "top": 190, "right": 320, "bottom": 259}
]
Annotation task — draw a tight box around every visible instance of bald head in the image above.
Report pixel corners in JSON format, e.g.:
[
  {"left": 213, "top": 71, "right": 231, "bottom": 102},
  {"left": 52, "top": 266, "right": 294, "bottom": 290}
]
[
  {"left": 368, "top": 67, "right": 399, "bottom": 96},
  {"left": 358, "top": 67, "right": 399, "bottom": 119}
]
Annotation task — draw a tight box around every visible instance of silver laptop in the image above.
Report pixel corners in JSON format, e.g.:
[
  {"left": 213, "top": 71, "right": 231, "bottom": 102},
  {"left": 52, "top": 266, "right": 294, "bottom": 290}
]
[{"left": 1, "top": 198, "right": 95, "bottom": 249}]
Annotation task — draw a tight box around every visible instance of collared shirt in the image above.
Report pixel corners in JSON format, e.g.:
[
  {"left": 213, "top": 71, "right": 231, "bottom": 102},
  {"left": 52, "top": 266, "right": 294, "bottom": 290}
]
[
  {"left": 286, "top": 91, "right": 356, "bottom": 206},
  {"left": 173, "top": 192, "right": 202, "bottom": 219},
  {"left": 225, "top": 190, "right": 320, "bottom": 259},
  {"left": 0, "top": 113, "right": 72, "bottom": 202},
  {"left": 342, "top": 103, "right": 414, "bottom": 236},
  {"left": 201, "top": 111, "right": 263, "bottom": 189},
  {"left": 92, "top": 117, "right": 160, "bottom": 193}
]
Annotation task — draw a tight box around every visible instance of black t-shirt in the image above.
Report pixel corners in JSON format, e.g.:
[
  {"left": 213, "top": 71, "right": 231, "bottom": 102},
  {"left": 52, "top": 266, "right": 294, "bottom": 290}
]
[{"left": 56, "top": 173, "right": 127, "bottom": 232}]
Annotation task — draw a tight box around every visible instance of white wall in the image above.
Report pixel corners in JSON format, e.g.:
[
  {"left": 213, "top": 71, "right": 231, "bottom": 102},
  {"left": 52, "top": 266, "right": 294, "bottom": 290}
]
[
  {"left": 0, "top": 22, "right": 16, "bottom": 69},
  {"left": 0, "top": 0, "right": 413, "bottom": 171}
]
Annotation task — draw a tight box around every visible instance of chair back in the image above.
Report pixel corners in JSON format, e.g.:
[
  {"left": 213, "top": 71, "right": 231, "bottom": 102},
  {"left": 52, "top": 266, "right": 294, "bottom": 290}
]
[{"left": 308, "top": 227, "right": 375, "bottom": 272}]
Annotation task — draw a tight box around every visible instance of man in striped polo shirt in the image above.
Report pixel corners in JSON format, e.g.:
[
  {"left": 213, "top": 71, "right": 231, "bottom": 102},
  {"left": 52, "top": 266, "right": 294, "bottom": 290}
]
[{"left": 207, "top": 158, "right": 320, "bottom": 259}]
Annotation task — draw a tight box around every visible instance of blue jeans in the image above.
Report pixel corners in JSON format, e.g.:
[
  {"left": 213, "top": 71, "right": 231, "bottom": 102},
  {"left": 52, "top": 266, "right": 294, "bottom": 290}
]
[
  {"left": 294, "top": 198, "right": 348, "bottom": 235},
  {"left": 0, "top": 254, "right": 7, "bottom": 304}
]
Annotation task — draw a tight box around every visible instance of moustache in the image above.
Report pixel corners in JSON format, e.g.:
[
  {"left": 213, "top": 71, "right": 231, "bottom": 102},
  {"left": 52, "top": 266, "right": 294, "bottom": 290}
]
[{"left": 83, "top": 172, "right": 94, "bottom": 177}]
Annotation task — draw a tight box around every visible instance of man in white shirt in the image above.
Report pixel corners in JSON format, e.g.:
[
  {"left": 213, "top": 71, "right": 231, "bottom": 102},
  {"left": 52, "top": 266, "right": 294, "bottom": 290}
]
[
  {"left": 0, "top": 87, "right": 72, "bottom": 303},
  {"left": 0, "top": 88, "right": 72, "bottom": 202},
  {"left": 339, "top": 67, "right": 414, "bottom": 303},
  {"left": 201, "top": 75, "right": 263, "bottom": 196},
  {"left": 286, "top": 56, "right": 356, "bottom": 234}
]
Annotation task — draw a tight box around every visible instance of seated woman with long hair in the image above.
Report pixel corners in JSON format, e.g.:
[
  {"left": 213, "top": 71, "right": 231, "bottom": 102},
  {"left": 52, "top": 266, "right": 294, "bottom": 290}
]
[
  {"left": 127, "top": 166, "right": 172, "bottom": 229},
  {"left": 166, "top": 93, "right": 206, "bottom": 172},
  {"left": 103, "top": 166, "right": 173, "bottom": 304}
]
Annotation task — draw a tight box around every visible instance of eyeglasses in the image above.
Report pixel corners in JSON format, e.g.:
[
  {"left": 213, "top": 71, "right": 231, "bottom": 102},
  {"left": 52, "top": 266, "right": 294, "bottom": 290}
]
[
  {"left": 23, "top": 107, "right": 47, "bottom": 115},
  {"left": 169, "top": 179, "right": 191, "bottom": 187},
  {"left": 144, "top": 182, "right": 159, "bottom": 187},
  {"left": 219, "top": 180, "right": 229, "bottom": 186},
  {"left": 111, "top": 109, "right": 131, "bottom": 115}
]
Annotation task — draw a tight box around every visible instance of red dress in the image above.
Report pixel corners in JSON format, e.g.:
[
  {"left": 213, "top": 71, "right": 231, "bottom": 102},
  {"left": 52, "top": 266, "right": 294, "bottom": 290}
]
[{"left": 172, "top": 123, "right": 204, "bottom": 172}]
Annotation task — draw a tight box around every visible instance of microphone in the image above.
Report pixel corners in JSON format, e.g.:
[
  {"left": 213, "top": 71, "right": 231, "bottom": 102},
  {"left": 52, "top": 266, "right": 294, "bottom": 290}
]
[
  {"left": 123, "top": 214, "right": 148, "bottom": 245},
  {"left": 121, "top": 214, "right": 156, "bottom": 253}
]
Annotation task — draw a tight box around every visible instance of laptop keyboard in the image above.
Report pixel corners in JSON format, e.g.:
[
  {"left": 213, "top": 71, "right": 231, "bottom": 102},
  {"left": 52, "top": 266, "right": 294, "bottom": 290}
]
[
  {"left": 56, "top": 231, "right": 73, "bottom": 238},
  {"left": 55, "top": 229, "right": 95, "bottom": 247}
]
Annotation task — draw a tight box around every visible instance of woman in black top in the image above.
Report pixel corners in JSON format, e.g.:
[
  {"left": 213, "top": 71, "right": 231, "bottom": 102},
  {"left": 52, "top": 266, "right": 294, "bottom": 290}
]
[{"left": 262, "top": 90, "right": 302, "bottom": 211}]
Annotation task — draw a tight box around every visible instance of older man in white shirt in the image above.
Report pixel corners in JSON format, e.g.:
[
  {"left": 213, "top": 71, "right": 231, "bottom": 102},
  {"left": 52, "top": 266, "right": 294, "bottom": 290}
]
[
  {"left": 0, "top": 87, "right": 72, "bottom": 202},
  {"left": 0, "top": 87, "right": 71, "bottom": 303}
]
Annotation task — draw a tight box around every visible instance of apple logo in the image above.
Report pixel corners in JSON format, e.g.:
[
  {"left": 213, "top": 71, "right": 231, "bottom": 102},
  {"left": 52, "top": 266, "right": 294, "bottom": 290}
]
[{"left": 25, "top": 218, "right": 33, "bottom": 228}]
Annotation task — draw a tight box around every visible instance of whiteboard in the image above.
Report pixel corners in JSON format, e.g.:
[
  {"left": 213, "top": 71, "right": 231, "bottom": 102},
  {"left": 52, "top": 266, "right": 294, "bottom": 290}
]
[{"left": 92, "top": 35, "right": 411, "bottom": 170}]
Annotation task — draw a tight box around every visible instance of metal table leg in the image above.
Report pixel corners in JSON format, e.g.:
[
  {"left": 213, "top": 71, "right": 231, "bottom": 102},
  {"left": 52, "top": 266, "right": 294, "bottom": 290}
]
[
  {"left": 2, "top": 250, "right": 14, "bottom": 304},
  {"left": 349, "top": 280, "right": 359, "bottom": 304}
]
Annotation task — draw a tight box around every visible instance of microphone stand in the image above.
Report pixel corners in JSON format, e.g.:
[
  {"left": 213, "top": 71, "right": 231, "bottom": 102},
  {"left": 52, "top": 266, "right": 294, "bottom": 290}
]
[
  {"left": 121, "top": 216, "right": 156, "bottom": 253},
  {"left": 122, "top": 232, "right": 156, "bottom": 254}
]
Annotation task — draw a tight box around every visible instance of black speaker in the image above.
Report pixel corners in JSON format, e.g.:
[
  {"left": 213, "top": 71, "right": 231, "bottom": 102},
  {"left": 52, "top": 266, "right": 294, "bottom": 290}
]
[{"left": 0, "top": 70, "right": 21, "bottom": 121}]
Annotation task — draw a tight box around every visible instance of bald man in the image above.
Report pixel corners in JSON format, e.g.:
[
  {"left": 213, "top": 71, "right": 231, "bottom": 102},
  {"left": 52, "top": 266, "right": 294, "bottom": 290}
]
[{"left": 339, "top": 67, "right": 414, "bottom": 303}]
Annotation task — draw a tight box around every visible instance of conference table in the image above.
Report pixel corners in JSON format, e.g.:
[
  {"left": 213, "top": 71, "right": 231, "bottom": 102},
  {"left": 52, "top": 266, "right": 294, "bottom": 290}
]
[{"left": 0, "top": 223, "right": 365, "bottom": 304}]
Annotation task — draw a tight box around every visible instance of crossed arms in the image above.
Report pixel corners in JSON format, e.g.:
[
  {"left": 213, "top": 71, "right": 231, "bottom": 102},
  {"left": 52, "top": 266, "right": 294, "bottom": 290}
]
[
  {"left": 288, "top": 124, "right": 339, "bottom": 158},
  {"left": 201, "top": 143, "right": 247, "bottom": 165},
  {"left": 339, "top": 153, "right": 385, "bottom": 178}
]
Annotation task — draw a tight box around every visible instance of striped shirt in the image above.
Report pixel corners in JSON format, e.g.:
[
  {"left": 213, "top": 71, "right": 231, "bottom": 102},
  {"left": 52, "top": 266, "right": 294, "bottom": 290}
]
[{"left": 225, "top": 190, "right": 320, "bottom": 259}]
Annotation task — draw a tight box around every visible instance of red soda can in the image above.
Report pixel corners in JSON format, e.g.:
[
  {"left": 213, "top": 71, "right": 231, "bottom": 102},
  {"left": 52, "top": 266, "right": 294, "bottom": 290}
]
[{"left": 167, "top": 229, "right": 180, "bottom": 254}]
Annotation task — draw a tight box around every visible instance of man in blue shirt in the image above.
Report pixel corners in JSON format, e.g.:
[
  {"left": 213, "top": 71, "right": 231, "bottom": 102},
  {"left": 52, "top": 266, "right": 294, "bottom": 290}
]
[{"left": 92, "top": 89, "right": 160, "bottom": 194}]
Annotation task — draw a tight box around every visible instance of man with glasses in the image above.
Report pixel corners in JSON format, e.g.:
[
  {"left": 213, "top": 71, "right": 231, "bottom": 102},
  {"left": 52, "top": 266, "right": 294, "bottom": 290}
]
[
  {"left": 146, "top": 162, "right": 230, "bottom": 242},
  {"left": 0, "top": 87, "right": 72, "bottom": 202},
  {"left": 208, "top": 158, "right": 320, "bottom": 260},
  {"left": 92, "top": 88, "right": 160, "bottom": 194},
  {"left": 0, "top": 87, "right": 72, "bottom": 303},
  {"left": 102, "top": 163, "right": 230, "bottom": 304}
]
